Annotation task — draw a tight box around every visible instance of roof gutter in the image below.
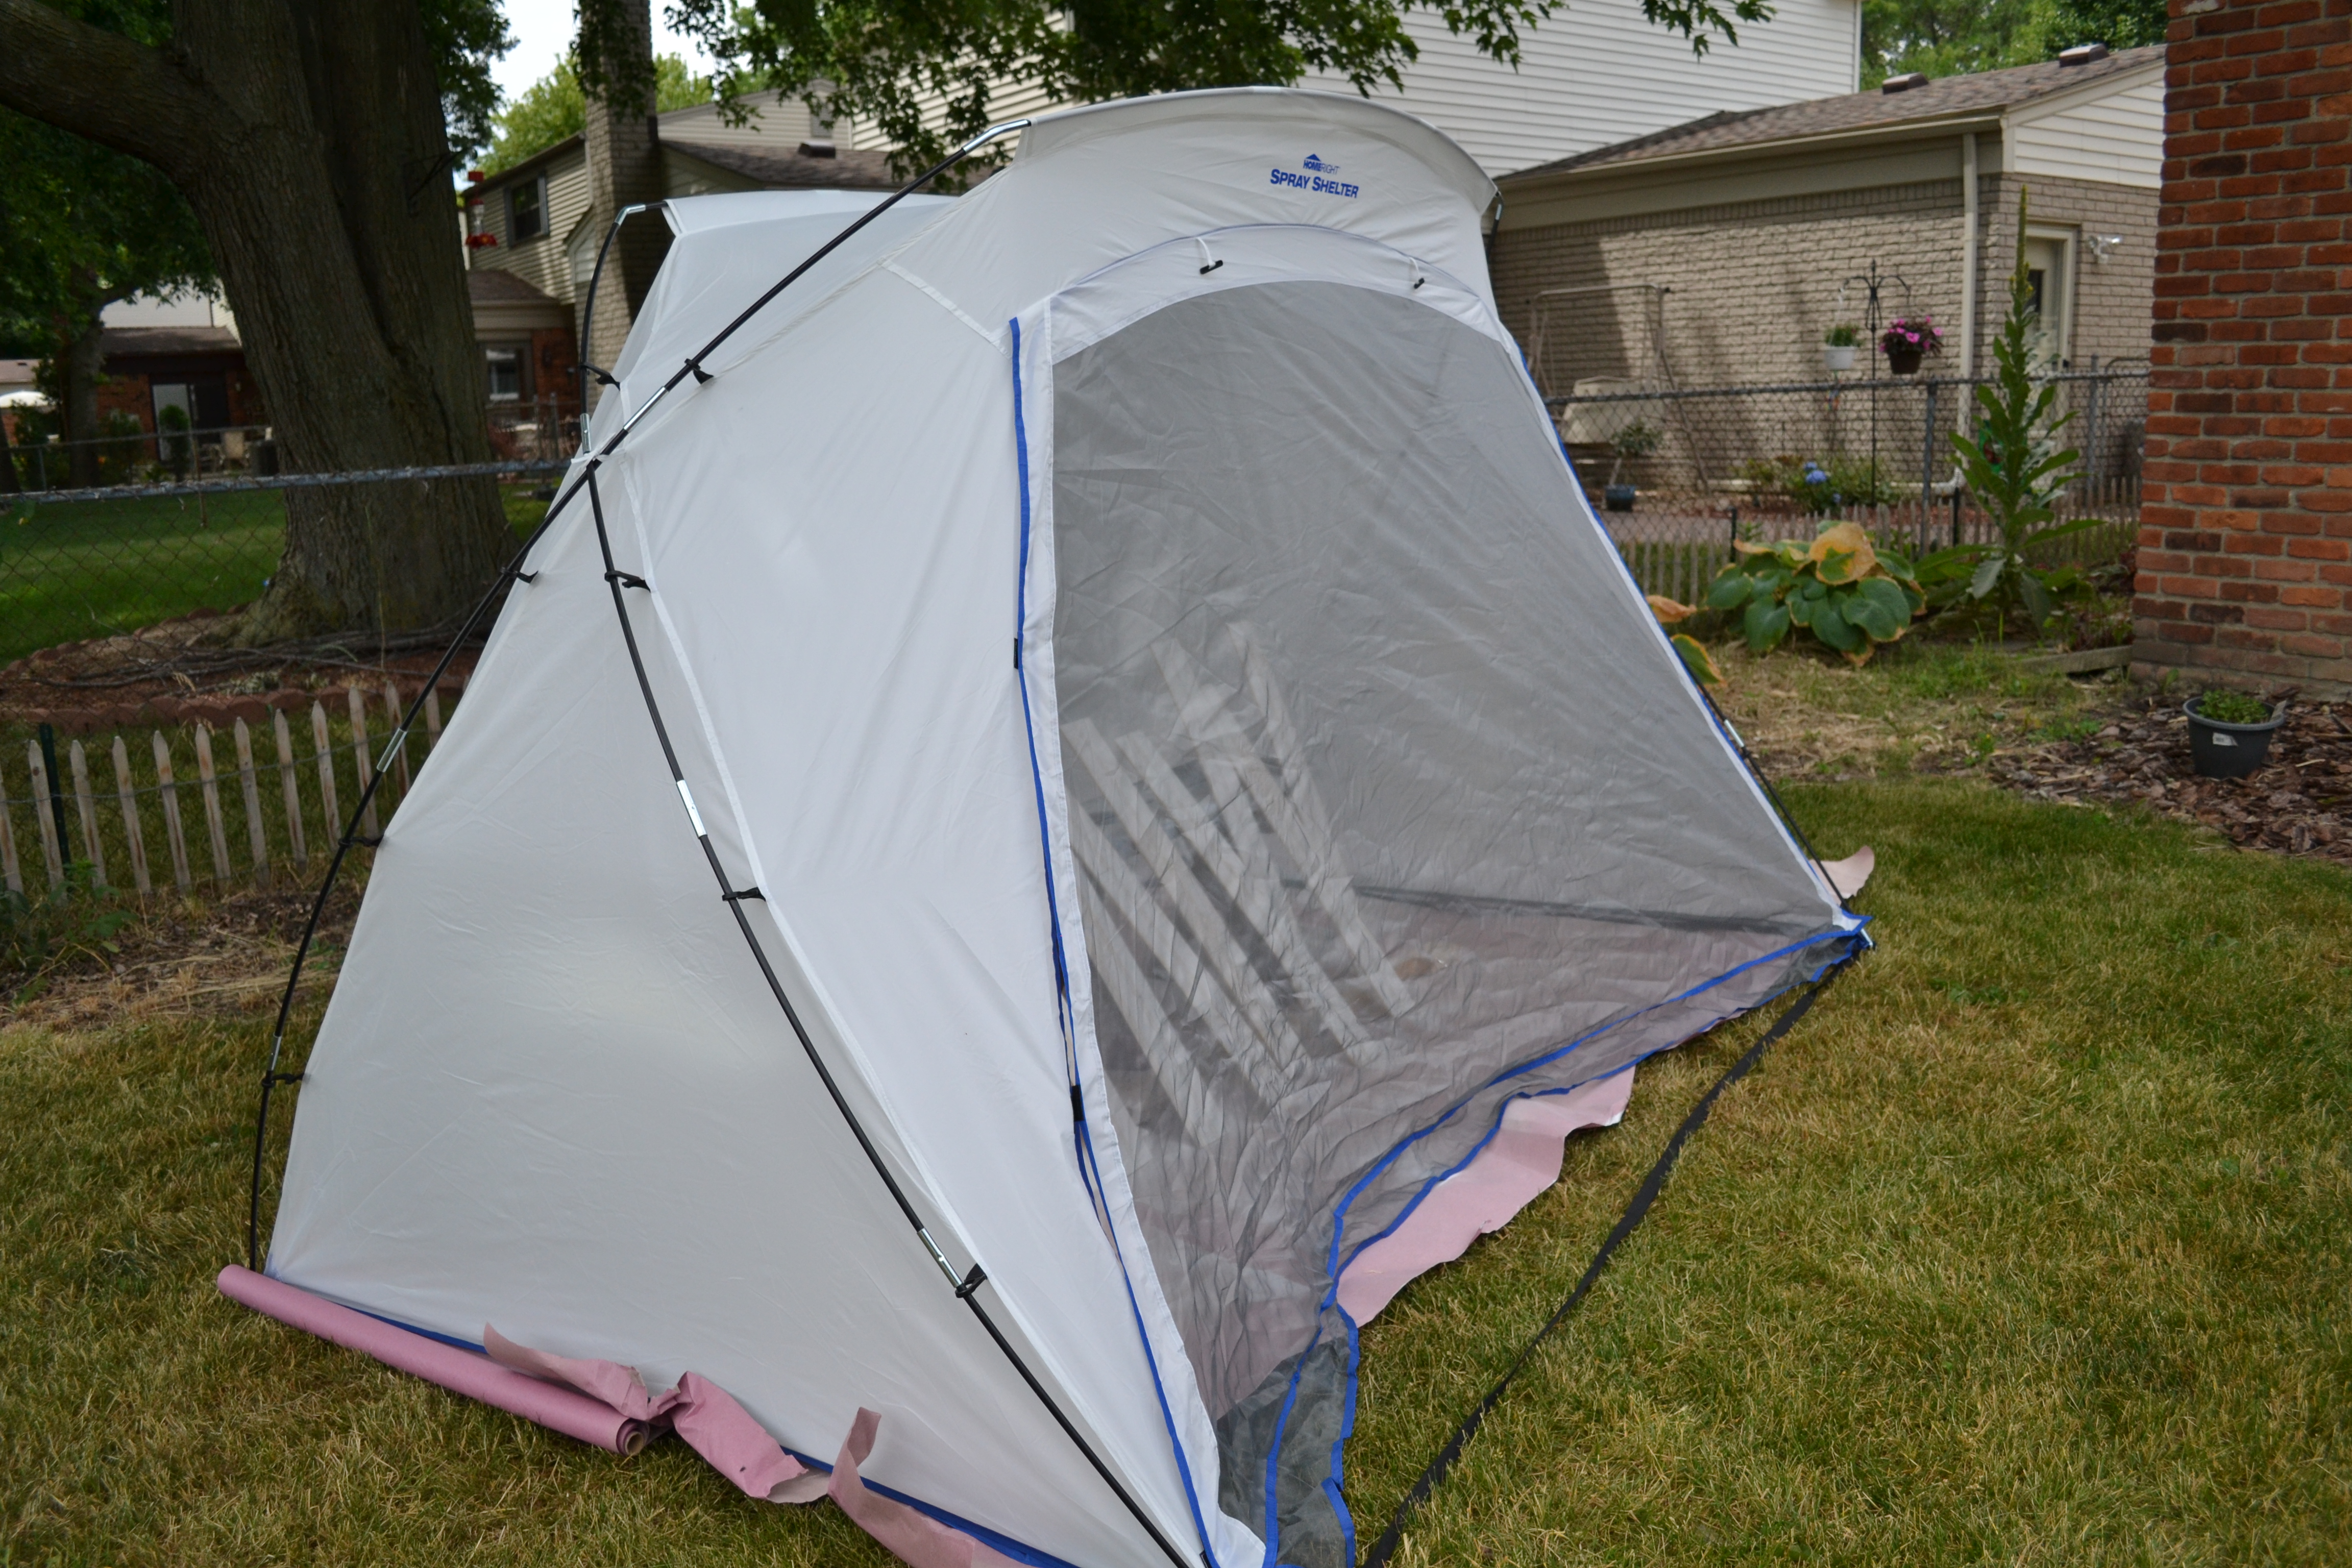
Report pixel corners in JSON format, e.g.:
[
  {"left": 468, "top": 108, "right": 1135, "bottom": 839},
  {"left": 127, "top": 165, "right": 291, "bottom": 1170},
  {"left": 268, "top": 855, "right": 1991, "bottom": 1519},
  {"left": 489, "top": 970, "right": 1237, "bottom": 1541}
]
[{"left": 1500, "top": 108, "right": 2008, "bottom": 194}]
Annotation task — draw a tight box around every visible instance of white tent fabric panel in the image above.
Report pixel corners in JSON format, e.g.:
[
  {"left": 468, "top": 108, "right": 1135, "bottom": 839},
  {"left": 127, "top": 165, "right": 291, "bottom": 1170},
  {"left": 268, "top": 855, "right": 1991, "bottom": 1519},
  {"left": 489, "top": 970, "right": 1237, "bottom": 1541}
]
[
  {"left": 596, "top": 271, "right": 1240, "bottom": 1561},
  {"left": 266, "top": 508, "right": 1196, "bottom": 1566}
]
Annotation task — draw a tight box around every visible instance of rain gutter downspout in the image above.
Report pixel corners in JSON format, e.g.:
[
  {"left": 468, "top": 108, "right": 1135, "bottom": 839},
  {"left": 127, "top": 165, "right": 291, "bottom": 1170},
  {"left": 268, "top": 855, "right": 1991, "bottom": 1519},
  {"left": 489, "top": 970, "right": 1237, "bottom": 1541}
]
[{"left": 1959, "top": 131, "right": 1980, "bottom": 383}]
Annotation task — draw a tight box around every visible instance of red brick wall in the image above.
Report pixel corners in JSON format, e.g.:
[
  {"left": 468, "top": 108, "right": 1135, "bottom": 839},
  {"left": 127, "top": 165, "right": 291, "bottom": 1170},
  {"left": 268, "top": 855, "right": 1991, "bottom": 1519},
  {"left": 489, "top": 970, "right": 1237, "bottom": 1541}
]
[{"left": 2139, "top": 0, "right": 2352, "bottom": 696}]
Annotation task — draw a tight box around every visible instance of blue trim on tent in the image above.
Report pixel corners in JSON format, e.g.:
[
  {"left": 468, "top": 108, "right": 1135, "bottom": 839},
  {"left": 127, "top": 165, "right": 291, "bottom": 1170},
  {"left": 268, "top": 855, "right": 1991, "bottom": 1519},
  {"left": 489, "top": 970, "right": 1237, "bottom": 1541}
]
[{"left": 1011, "top": 317, "right": 1224, "bottom": 1568}]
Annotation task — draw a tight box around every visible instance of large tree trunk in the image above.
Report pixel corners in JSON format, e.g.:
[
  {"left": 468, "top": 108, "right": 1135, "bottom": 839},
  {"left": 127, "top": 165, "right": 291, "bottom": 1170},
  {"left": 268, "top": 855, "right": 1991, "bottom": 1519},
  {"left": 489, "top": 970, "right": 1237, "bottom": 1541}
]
[
  {"left": 0, "top": 0, "right": 510, "bottom": 642},
  {"left": 60, "top": 312, "right": 105, "bottom": 487}
]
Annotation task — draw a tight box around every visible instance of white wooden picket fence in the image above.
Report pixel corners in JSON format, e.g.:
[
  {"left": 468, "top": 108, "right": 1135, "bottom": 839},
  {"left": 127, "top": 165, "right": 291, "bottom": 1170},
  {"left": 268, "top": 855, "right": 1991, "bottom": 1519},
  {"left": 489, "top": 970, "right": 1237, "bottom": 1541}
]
[{"left": 0, "top": 682, "right": 453, "bottom": 900}]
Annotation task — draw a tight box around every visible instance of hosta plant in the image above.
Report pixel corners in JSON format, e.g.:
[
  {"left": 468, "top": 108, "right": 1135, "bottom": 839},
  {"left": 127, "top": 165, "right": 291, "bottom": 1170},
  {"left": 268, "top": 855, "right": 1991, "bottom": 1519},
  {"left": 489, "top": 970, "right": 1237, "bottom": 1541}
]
[
  {"left": 1703, "top": 521, "right": 1924, "bottom": 666},
  {"left": 1646, "top": 594, "right": 1726, "bottom": 687}
]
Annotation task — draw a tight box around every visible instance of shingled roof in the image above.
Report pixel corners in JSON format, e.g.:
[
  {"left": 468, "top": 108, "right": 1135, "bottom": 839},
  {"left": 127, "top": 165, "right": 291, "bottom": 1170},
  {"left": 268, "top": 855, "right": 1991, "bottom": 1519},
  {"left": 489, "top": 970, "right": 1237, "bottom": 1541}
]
[
  {"left": 466, "top": 268, "right": 560, "bottom": 307},
  {"left": 663, "top": 137, "right": 901, "bottom": 193},
  {"left": 1505, "top": 44, "right": 2164, "bottom": 181}
]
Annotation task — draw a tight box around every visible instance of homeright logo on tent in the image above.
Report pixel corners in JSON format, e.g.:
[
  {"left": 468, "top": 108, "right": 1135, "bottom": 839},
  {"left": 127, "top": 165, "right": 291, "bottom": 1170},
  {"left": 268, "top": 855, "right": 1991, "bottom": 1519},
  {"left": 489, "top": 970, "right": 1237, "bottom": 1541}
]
[{"left": 1271, "top": 154, "right": 1360, "bottom": 198}]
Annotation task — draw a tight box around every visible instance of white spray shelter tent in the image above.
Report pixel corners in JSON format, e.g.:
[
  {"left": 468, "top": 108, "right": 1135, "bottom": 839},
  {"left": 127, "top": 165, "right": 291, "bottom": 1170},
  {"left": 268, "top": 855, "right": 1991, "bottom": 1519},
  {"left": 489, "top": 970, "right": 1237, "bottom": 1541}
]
[{"left": 259, "top": 88, "right": 1867, "bottom": 1568}]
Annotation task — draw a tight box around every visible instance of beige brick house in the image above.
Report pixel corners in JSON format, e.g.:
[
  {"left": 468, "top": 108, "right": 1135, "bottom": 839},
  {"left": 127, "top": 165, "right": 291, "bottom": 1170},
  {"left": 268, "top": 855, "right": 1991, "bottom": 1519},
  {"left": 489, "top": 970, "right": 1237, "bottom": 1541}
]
[{"left": 1491, "top": 46, "right": 2165, "bottom": 396}]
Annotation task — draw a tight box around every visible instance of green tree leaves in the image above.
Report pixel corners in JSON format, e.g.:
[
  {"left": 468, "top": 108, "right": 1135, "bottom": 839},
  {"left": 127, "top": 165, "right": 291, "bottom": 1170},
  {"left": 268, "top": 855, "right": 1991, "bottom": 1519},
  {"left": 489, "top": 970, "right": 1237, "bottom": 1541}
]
[{"left": 481, "top": 54, "right": 714, "bottom": 175}]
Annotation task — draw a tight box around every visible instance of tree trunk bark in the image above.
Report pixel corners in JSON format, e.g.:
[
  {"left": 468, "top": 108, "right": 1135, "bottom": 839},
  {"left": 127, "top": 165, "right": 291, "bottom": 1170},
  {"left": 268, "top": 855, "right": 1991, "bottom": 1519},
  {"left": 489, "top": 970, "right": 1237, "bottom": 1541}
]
[
  {"left": 61, "top": 313, "right": 105, "bottom": 487},
  {"left": 0, "top": 0, "right": 511, "bottom": 642}
]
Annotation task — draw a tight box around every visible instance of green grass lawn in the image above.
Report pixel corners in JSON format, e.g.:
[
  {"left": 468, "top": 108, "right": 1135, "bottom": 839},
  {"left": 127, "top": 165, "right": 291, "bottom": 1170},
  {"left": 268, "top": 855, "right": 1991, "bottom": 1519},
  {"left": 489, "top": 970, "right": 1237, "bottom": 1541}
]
[
  {"left": 3, "top": 780, "right": 2346, "bottom": 1564},
  {"left": 0, "top": 487, "right": 553, "bottom": 670},
  {"left": 0, "top": 492, "right": 288, "bottom": 668}
]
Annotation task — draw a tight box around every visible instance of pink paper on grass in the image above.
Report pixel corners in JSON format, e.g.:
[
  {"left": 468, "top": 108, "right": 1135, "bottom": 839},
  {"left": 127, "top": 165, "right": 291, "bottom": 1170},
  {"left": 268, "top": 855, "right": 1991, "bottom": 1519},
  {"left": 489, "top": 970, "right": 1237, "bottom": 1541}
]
[
  {"left": 829, "top": 1407, "right": 1017, "bottom": 1568},
  {"left": 215, "top": 1265, "right": 649, "bottom": 1454},
  {"left": 483, "top": 1328, "right": 825, "bottom": 1503},
  {"left": 1335, "top": 1071, "right": 1635, "bottom": 1325},
  {"left": 225, "top": 1272, "right": 1030, "bottom": 1563},
  {"left": 485, "top": 1336, "right": 1001, "bottom": 1563}
]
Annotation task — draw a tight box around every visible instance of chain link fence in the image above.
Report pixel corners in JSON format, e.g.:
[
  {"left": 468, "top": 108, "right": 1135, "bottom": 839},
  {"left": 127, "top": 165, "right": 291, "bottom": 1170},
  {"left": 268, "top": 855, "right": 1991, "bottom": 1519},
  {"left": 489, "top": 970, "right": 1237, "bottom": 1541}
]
[
  {"left": 1554, "top": 366, "right": 2148, "bottom": 606},
  {"left": 2, "top": 371, "right": 2147, "bottom": 668},
  {"left": 2, "top": 422, "right": 576, "bottom": 669}
]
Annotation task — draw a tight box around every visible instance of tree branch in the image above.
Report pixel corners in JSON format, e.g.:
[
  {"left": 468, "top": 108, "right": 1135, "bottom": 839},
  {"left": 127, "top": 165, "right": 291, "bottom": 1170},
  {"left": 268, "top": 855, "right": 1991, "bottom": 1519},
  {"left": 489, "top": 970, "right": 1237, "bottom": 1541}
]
[{"left": 0, "top": 0, "right": 225, "bottom": 181}]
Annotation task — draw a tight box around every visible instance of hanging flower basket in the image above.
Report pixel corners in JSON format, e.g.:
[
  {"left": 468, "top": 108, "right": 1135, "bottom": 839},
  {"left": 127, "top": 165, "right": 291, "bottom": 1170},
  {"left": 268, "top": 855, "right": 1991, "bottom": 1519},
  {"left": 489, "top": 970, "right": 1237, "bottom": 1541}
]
[
  {"left": 1881, "top": 315, "right": 1941, "bottom": 376},
  {"left": 1822, "top": 324, "right": 1861, "bottom": 374}
]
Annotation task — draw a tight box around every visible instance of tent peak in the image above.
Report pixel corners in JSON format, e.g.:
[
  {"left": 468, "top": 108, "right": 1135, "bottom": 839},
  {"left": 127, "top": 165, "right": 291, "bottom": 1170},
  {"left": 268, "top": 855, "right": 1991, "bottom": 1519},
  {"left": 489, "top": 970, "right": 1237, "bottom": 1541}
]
[{"left": 1015, "top": 87, "right": 1498, "bottom": 216}]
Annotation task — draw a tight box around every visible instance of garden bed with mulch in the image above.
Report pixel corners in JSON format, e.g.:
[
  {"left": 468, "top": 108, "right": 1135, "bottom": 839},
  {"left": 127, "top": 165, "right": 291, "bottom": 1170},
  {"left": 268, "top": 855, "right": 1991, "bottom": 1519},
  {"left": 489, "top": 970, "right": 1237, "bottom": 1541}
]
[{"left": 1990, "top": 691, "right": 2352, "bottom": 868}]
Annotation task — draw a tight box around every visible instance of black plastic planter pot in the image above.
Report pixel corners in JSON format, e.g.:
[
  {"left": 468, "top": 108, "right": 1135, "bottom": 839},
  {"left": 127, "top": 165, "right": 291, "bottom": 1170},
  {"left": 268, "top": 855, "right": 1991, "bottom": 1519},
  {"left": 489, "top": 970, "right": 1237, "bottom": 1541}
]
[
  {"left": 1603, "top": 484, "right": 1637, "bottom": 511},
  {"left": 2184, "top": 699, "right": 2286, "bottom": 779}
]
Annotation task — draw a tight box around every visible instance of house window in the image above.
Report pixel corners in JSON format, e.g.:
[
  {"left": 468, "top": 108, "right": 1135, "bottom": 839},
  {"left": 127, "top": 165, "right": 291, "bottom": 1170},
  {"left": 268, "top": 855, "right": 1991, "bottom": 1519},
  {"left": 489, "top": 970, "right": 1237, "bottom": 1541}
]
[
  {"left": 484, "top": 343, "right": 528, "bottom": 402},
  {"left": 508, "top": 177, "right": 547, "bottom": 242}
]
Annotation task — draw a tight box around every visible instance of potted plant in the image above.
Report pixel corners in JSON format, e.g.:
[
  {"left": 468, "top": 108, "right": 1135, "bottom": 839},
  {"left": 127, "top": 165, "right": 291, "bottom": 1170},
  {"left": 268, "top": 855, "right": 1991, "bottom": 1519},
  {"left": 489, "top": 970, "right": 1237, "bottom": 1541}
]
[
  {"left": 1881, "top": 315, "right": 1942, "bottom": 376},
  {"left": 1604, "top": 418, "right": 1660, "bottom": 510},
  {"left": 2184, "top": 688, "right": 2286, "bottom": 779},
  {"left": 1822, "top": 323, "right": 1861, "bottom": 373}
]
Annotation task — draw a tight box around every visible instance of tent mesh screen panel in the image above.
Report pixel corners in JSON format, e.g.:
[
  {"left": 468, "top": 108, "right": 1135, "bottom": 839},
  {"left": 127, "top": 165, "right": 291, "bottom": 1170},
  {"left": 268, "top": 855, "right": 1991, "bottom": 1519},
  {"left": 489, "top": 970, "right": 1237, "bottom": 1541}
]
[{"left": 1048, "top": 281, "right": 1852, "bottom": 1566}]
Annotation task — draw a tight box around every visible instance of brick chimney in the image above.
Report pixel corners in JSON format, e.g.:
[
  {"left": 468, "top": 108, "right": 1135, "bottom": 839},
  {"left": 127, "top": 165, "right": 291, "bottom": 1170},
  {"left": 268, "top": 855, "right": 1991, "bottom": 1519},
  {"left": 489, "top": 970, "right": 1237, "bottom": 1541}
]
[
  {"left": 2139, "top": 0, "right": 2352, "bottom": 697},
  {"left": 579, "top": 0, "right": 671, "bottom": 395}
]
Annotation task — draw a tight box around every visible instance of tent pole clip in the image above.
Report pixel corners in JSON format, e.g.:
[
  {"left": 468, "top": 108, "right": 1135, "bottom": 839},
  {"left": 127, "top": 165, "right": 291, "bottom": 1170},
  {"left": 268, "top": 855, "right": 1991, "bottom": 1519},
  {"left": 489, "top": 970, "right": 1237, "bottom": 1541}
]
[
  {"left": 263, "top": 1070, "right": 305, "bottom": 1086},
  {"left": 722, "top": 886, "right": 764, "bottom": 903},
  {"left": 586, "top": 365, "right": 619, "bottom": 387},
  {"left": 687, "top": 359, "right": 713, "bottom": 384},
  {"left": 604, "top": 571, "right": 649, "bottom": 591},
  {"left": 346, "top": 832, "right": 383, "bottom": 848},
  {"left": 955, "top": 1263, "right": 988, "bottom": 1300},
  {"left": 506, "top": 568, "right": 539, "bottom": 585}
]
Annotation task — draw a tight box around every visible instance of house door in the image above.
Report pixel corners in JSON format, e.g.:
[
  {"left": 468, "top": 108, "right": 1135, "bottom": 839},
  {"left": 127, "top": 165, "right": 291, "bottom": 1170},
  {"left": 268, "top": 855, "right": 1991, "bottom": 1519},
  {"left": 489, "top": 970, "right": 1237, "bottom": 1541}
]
[{"left": 2022, "top": 231, "right": 2075, "bottom": 371}]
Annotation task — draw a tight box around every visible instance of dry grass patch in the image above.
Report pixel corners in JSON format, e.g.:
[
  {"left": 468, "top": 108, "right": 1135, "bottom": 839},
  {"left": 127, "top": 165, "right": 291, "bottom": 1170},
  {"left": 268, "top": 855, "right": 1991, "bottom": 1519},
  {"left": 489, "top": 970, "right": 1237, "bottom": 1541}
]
[{"left": 1710, "top": 641, "right": 2116, "bottom": 779}]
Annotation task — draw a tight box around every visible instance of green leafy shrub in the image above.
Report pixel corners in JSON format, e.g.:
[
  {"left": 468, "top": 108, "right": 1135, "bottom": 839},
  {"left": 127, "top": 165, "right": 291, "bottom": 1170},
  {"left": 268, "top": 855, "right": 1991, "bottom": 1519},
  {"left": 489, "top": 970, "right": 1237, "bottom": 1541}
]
[
  {"left": 1703, "top": 520, "right": 1924, "bottom": 666},
  {"left": 1645, "top": 593, "right": 1726, "bottom": 687},
  {"left": 1741, "top": 453, "right": 1907, "bottom": 516},
  {"left": 2195, "top": 690, "right": 2272, "bottom": 725},
  {"left": 1823, "top": 323, "right": 1863, "bottom": 348},
  {"left": 1915, "top": 188, "right": 2099, "bottom": 635}
]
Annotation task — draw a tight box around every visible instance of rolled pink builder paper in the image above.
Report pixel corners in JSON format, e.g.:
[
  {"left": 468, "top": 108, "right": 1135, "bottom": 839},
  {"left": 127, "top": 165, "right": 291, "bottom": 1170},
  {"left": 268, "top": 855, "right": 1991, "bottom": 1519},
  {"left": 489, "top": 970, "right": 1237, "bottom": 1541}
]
[
  {"left": 219, "top": 1267, "right": 1009, "bottom": 1566},
  {"left": 216, "top": 1265, "right": 649, "bottom": 1455}
]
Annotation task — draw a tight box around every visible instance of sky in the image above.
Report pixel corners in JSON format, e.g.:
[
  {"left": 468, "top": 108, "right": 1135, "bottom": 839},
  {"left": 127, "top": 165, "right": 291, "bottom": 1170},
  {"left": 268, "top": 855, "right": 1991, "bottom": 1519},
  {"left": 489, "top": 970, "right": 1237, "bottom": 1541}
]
[{"left": 490, "top": 0, "right": 717, "bottom": 101}]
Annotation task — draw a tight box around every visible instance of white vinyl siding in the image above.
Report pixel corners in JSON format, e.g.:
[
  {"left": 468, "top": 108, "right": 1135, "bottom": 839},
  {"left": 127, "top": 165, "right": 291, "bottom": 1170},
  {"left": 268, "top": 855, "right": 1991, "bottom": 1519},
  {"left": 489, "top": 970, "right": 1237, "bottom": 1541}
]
[
  {"left": 469, "top": 148, "right": 596, "bottom": 305},
  {"left": 654, "top": 90, "right": 848, "bottom": 152},
  {"left": 1297, "top": 0, "right": 1864, "bottom": 176},
  {"left": 900, "top": 0, "right": 1860, "bottom": 180},
  {"left": 2008, "top": 67, "right": 2163, "bottom": 189}
]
